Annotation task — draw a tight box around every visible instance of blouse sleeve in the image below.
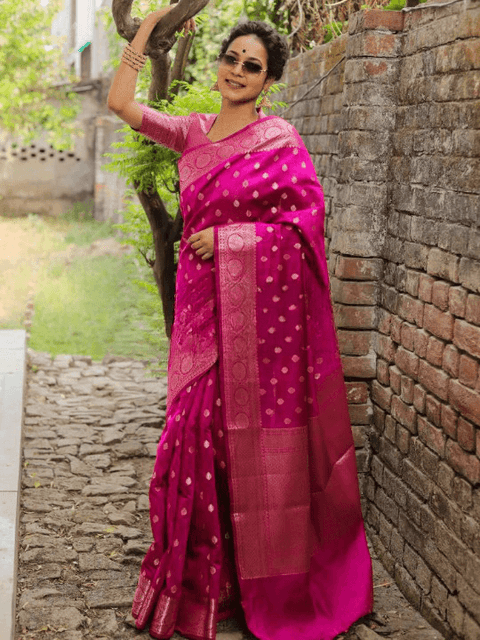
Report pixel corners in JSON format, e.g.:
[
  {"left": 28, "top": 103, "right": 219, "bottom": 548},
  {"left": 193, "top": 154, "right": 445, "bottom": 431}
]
[{"left": 129, "top": 102, "right": 194, "bottom": 154}]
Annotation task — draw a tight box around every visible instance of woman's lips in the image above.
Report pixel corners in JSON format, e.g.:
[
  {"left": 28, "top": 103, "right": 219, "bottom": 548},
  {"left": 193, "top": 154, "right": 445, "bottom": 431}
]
[{"left": 226, "top": 79, "right": 245, "bottom": 89}]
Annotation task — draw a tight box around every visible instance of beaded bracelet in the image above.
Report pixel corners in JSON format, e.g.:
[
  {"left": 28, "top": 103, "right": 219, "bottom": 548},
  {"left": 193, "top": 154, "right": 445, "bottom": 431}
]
[{"left": 121, "top": 42, "right": 147, "bottom": 71}]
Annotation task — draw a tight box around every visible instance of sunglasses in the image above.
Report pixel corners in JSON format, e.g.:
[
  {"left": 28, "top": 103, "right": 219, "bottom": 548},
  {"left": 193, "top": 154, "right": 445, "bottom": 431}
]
[{"left": 219, "top": 53, "right": 268, "bottom": 76}]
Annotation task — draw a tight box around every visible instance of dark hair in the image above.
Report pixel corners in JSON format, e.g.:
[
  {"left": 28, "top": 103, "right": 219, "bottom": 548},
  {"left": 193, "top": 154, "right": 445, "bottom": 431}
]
[{"left": 218, "top": 20, "right": 289, "bottom": 82}]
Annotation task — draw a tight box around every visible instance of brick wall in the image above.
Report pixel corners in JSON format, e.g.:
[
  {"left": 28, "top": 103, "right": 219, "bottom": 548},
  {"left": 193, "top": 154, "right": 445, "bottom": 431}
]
[{"left": 276, "top": 0, "right": 480, "bottom": 637}]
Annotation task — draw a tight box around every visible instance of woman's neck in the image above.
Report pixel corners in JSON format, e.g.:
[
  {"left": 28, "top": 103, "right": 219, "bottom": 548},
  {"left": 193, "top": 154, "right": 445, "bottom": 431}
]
[{"left": 216, "top": 97, "right": 259, "bottom": 127}]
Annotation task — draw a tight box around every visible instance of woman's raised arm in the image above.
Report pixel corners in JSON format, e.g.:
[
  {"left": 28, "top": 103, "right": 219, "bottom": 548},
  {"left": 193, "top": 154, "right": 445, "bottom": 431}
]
[{"left": 107, "top": 7, "right": 194, "bottom": 128}]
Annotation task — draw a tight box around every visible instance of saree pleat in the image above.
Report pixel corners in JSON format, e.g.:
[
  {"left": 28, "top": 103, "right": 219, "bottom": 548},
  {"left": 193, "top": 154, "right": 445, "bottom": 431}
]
[{"left": 132, "top": 362, "right": 242, "bottom": 639}]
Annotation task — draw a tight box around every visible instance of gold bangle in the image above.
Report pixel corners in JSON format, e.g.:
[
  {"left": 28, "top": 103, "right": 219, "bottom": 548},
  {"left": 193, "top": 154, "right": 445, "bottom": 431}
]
[
  {"left": 122, "top": 57, "right": 141, "bottom": 71},
  {"left": 126, "top": 42, "right": 147, "bottom": 63},
  {"left": 121, "top": 43, "right": 147, "bottom": 71},
  {"left": 121, "top": 54, "right": 142, "bottom": 70}
]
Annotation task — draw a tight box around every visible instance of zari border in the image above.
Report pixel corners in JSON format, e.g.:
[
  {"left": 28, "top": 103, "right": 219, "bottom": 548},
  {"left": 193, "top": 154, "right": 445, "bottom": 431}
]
[
  {"left": 216, "top": 223, "right": 269, "bottom": 580},
  {"left": 179, "top": 116, "right": 301, "bottom": 191},
  {"left": 216, "top": 223, "right": 312, "bottom": 580}
]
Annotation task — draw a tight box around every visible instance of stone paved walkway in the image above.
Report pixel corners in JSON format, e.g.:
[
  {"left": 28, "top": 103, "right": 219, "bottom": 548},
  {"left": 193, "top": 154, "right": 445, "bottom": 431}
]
[{"left": 16, "top": 349, "right": 445, "bottom": 640}]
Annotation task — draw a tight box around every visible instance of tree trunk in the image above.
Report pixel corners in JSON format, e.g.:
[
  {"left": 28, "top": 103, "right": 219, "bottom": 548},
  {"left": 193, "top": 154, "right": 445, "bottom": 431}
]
[{"left": 111, "top": 0, "right": 209, "bottom": 339}]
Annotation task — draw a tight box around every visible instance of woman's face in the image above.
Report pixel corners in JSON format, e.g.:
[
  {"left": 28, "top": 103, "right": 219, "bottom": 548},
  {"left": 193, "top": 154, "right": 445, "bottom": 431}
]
[{"left": 217, "top": 35, "right": 275, "bottom": 105}]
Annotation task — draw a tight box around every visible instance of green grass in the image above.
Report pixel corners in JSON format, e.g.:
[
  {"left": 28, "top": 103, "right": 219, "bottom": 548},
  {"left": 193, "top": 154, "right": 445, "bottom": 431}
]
[
  {"left": 29, "top": 252, "right": 168, "bottom": 364},
  {"left": 63, "top": 219, "right": 117, "bottom": 247},
  {"left": 1, "top": 212, "right": 169, "bottom": 366}
]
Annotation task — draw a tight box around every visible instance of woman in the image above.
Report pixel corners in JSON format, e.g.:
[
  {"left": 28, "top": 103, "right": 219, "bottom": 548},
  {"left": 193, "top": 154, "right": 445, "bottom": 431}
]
[{"left": 107, "top": 7, "right": 373, "bottom": 640}]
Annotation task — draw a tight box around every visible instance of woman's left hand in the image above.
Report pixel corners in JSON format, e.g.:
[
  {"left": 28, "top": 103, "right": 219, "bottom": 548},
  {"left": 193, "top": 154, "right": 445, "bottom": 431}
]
[{"left": 187, "top": 227, "right": 214, "bottom": 260}]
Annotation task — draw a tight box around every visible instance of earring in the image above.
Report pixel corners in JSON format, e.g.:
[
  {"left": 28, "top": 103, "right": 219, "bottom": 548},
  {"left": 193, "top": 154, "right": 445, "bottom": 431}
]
[
  {"left": 259, "top": 90, "right": 272, "bottom": 109},
  {"left": 210, "top": 80, "right": 219, "bottom": 91}
]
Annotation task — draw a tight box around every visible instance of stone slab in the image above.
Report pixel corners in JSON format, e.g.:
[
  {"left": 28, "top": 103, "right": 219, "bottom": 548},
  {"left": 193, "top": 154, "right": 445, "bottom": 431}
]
[{"left": 0, "top": 330, "right": 27, "bottom": 640}]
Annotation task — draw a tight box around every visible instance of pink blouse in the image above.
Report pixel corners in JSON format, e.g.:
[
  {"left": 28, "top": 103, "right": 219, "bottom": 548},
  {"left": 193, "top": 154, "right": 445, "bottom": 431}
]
[{"left": 130, "top": 101, "right": 268, "bottom": 154}]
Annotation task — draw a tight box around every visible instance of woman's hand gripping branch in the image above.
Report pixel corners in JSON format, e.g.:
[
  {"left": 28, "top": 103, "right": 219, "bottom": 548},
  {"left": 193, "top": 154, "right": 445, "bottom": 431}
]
[
  {"left": 149, "top": 6, "right": 196, "bottom": 36},
  {"left": 187, "top": 227, "right": 214, "bottom": 260}
]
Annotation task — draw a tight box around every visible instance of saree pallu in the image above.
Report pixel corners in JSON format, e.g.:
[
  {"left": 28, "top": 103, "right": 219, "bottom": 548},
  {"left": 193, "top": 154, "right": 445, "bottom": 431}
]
[{"left": 131, "top": 110, "right": 373, "bottom": 640}]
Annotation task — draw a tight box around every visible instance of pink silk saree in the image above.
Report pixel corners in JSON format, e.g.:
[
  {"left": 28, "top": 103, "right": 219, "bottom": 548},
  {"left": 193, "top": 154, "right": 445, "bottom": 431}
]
[{"left": 129, "top": 102, "right": 373, "bottom": 640}]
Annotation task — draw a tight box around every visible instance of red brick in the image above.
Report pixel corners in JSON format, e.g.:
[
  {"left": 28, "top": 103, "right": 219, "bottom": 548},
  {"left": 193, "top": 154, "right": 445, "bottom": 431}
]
[
  {"left": 352, "top": 426, "right": 367, "bottom": 448},
  {"left": 425, "top": 394, "right": 442, "bottom": 427},
  {"left": 402, "top": 458, "right": 431, "bottom": 500},
  {"left": 391, "top": 394, "right": 417, "bottom": 433},
  {"left": 442, "top": 344, "right": 460, "bottom": 378},
  {"left": 396, "top": 424, "right": 410, "bottom": 454},
  {"left": 376, "top": 333, "right": 396, "bottom": 363},
  {"left": 454, "top": 320, "right": 480, "bottom": 359},
  {"left": 364, "top": 59, "right": 390, "bottom": 79},
  {"left": 437, "top": 461, "right": 454, "bottom": 497},
  {"left": 389, "top": 365, "right": 401, "bottom": 394},
  {"left": 401, "top": 375, "right": 414, "bottom": 405},
  {"left": 418, "top": 360, "right": 449, "bottom": 401},
  {"left": 349, "top": 404, "right": 371, "bottom": 425},
  {"left": 385, "top": 415, "right": 396, "bottom": 443},
  {"left": 378, "top": 309, "right": 392, "bottom": 335},
  {"left": 427, "top": 248, "right": 460, "bottom": 283},
  {"left": 465, "top": 294, "right": 480, "bottom": 326},
  {"left": 457, "top": 418, "right": 475, "bottom": 452},
  {"left": 401, "top": 322, "right": 416, "bottom": 351},
  {"left": 335, "top": 256, "right": 383, "bottom": 281},
  {"left": 391, "top": 315, "right": 402, "bottom": 343},
  {"left": 364, "top": 8, "right": 405, "bottom": 31},
  {"left": 441, "top": 405, "right": 458, "bottom": 439},
  {"left": 337, "top": 330, "right": 372, "bottom": 355},
  {"left": 377, "top": 359, "right": 390, "bottom": 385},
  {"left": 398, "top": 294, "right": 424, "bottom": 327},
  {"left": 432, "top": 280, "right": 450, "bottom": 312},
  {"left": 364, "top": 31, "right": 398, "bottom": 56},
  {"left": 446, "top": 440, "right": 480, "bottom": 484},
  {"left": 373, "top": 405, "right": 385, "bottom": 432},
  {"left": 406, "top": 270, "right": 420, "bottom": 298},
  {"left": 413, "top": 384, "right": 426, "bottom": 414},
  {"left": 418, "top": 415, "right": 446, "bottom": 457},
  {"left": 418, "top": 274, "right": 434, "bottom": 303},
  {"left": 372, "top": 380, "right": 393, "bottom": 411},
  {"left": 333, "top": 304, "right": 376, "bottom": 329},
  {"left": 434, "top": 519, "right": 467, "bottom": 576},
  {"left": 449, "top": 379, "right": 480, "bottom": 427},
  {"left": 449, "top": 286, "right": 467, "bottom": 317},
  {"left": 395, "top": 346, "right": 420, "bottom": 380},
  {"left": 424, "top": 305, "right": 455, "bottom": 341},
  {"left": 341, "top": 355, "right": 376, "bottom": 378},
  {"left": 331, "top": 279, "right": 378, "bottom": 305},
  {"left": 426, "top": 336, "right": 445, "bottom": 367},
  {"left": 414, "top": 329, "right": 429, "bottom": 358},
  {"left": 459, "top": 354, "right": 479, "bottom": 389},
  {"left": 452, "top": 477, "right": 472, "bottom": 511},
  {"left": 345, "top": 381, "right": 369, "bottom": 404}
]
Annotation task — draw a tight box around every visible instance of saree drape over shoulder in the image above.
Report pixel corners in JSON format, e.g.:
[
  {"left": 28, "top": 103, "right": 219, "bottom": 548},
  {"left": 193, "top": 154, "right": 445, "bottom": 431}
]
[{"left": 129, "top": 102, "right": 373, "bottom": 640}]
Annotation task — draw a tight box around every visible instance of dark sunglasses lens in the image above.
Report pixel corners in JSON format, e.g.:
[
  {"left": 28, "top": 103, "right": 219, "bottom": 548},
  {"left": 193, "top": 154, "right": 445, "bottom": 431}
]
[
  {"left": 221, "top": 54, "right": 263, "bottom": 75},
  {"left": 245, "top": 62, "right": 262, "bottom": 74}
]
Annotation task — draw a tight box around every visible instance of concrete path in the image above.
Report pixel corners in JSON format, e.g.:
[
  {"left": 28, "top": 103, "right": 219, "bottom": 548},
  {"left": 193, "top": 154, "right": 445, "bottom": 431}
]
[
  {"left": 12, "top": 345, "right": 445, "bottom": 640},
  {"left": 0, "top": 330, "right": 27, "bottom": 640}
]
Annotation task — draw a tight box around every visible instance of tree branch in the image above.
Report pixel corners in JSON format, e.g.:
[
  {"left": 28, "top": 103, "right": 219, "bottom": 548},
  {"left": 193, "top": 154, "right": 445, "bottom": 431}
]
[
  {"left": 170, "top": 31, "right": 195, "bottom": 95},
  {"left": 111, "top": 0, "right": 209, "bottom": 56}
]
